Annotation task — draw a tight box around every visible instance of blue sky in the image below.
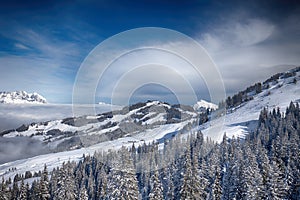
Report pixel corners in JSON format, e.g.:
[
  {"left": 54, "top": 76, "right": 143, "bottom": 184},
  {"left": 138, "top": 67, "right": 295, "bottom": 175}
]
[{"left": 0, "top": 0, "right": 300, "bottom": 104}]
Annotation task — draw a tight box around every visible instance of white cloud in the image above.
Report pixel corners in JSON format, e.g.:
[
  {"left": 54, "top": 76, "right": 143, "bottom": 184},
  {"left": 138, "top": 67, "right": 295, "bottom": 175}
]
[
  {"left": 200, "top": 18, "right": 275, "bottom": 52},
  {"left": 198, "top": 17, "right": 300, "bottom": 95},
  {"left": 0, "top": 26, "right": 86, "bottom": 103},
  {"left": 0, "top": 104, "right": 118, "bottom": 132},
  {"left": 14, "top": 43, "right": 30, "bottom": 50},
  {"left": 232, "top": 19, "right": 275, "bottom": 46},
  {"left": 1, "top": 17, "right": 299, "bottom": 105},
  {"left": 0, "top": 55, "right": 73, "bottom": 103},
  {"left": 73, "top": 31, "right": 226, "bottom": 106}
]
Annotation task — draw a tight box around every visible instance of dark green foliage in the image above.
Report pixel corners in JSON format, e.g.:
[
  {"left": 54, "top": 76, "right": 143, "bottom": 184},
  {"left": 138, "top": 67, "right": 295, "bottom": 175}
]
[{"left": 225, "top": 82, "right": 263, "bottom": 109}]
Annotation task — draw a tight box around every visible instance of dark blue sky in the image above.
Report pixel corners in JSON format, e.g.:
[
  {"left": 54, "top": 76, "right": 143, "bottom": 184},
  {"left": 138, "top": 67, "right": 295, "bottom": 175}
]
[{"left": 0, "top": 0, "right": 300, "bottom": 104}]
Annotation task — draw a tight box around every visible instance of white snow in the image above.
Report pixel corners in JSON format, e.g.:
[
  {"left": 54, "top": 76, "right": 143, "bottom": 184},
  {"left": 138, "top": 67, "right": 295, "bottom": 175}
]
[
  {"left": 0, "top": 91, "right": 47, "bottom": 104},
  {"left": 0, "top": 70, "right": 299, "bottom": 180},
  {"left": 201, "top": 71, "right": 300, "bottom": 142},
  {"left": 142, "top": 113, "right": 166, "bottom": 125},
  {"left": 0, "top": 119, "right": 194, "bottom": 180},
  {"left": 193, "top": 99, "right": 218, "bottom": 111}
]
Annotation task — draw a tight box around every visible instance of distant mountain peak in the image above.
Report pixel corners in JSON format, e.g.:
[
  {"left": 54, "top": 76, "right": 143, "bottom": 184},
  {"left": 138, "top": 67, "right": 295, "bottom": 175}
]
[
  {"left": 0, "top": 91, "right": 47, "bottom": 104},
  {"left": 193, "top": 99, "right": 218, "bottom": 111}
]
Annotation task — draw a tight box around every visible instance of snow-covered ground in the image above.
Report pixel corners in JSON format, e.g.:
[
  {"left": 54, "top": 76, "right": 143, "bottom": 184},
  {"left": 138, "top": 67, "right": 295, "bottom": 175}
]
[
  {"left": 193, "top": 99, "right": 218, "bottom": 111},
  {"left": 201, "top": 71, "right": 300, "bottom": 142},
  {"left": 1, "top": 101, "right": 196, "bottom": 147},
  {"left": 0, "top": 69, "right": 299, "bottom": 180},
  {"left": 0, "top": 100, "right": 197, "bottom": 179},
  {"left": 0, "top": 119, "right": 193, "bottom": 180}
]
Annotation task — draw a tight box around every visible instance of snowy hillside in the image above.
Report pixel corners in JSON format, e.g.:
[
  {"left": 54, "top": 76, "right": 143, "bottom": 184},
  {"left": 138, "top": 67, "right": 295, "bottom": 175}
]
[
  {"left": 0, "top": 67, "right": 299, "bottom": 180},
  {"left": 1, "top": 101, "right": 197, "bottom": 152},
  {"left": 0, "top": 101, "right": 197, "bottom": 179},
  {"left": 0, "top": 91, "right": 47, "bottom": 104},
  {"left": 201, "top": 67, "right": 300, "bottom": 142},
  {"left": 193, "top": 99, "right": 218, "bottom": 112}
]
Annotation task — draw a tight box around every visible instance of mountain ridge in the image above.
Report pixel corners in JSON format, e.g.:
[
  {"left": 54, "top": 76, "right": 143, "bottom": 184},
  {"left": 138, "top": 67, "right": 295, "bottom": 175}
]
[
  {"left": 0, "top": 100, "right": 197, "bottom": 152},
  {"left": 0, "top": 91, "right": 47, "bottom": 104},
  {"left": 193, "top": 99, "right": 218, "bottom": 111},
  {"left": 0, "top": 66, "right": 299, "bottom": 180}
]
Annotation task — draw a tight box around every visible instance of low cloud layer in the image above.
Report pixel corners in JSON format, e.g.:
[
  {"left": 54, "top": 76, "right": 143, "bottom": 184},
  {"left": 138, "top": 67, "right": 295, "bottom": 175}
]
[
  {"left": 0, "top": 104, "right": 118, "bottom": 132},
  {"left": 0, "top": 137, "right": 49, "bottom": 164}
]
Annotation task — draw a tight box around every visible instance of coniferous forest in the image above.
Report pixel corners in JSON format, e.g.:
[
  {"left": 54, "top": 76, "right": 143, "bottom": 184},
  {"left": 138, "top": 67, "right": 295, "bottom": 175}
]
[{"left": 1, "top": 102, "right": 300, "bottom": 199}]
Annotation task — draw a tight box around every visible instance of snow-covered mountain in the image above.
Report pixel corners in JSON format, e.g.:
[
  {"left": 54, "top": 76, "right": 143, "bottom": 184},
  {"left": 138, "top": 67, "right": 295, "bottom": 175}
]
[
  {"left": 1, "top": 101, "right": 197, "bottom": 151},
  {"left": 201, "top": 66, "right": 300, "bottom": 142},
  {"left": 193, "top": 99, "right": 218, "bottom": 112},
  {"left": 0, "top": 101, "right": 198, "bottom": 178},
  {"left": 0, "top": 91, "right": 47, "bottom": 104},
  {"left": 0, "top": 66, "right": 299, "bottom": 179}
]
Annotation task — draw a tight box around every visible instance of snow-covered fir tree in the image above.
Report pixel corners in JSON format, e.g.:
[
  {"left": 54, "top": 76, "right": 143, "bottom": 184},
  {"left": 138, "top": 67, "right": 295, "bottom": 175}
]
[
  {"left": 40, "top": 165, "right": 50, "bottom": 200},
  {"left": 148, "top": 166, "right": 163, "bottom": 200}
]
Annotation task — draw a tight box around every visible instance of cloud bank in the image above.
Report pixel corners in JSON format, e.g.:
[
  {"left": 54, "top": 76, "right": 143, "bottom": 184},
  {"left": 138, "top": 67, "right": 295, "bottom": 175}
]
[
  {"left": 0, "top": 104, "right": 119, "bottom": 132},
  {"left": 198, "top": 16, "right": 300, "bottom": 95}
]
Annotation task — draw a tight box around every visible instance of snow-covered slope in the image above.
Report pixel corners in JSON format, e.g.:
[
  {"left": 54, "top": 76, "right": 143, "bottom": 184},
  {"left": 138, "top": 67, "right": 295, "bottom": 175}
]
[
  {"left": 0, "top": 101, "right": 197, "bottom": 179},
  {"left": 0, "top": 91, "right": 47, "bottom": 104},
  {"left": 0, "top": 121, "right": 192, "bottom": 180},
  {"left": 1, "top": 101, "right": 197, "bottom": 151},
  {"left": 193, "top": 99, "right": 218, "bottom": 111},
  {"left": 201, "top": 67, "right": 300, "bottom": 142},
  {"left": 0, "top": 67, "right": 299, "bottom": 180}
]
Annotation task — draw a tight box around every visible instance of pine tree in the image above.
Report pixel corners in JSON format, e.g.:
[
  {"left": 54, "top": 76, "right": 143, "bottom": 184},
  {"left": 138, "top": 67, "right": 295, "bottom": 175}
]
[
  {"left": 210, "top": 167, "right": 222, "bottom": 200},
  {"left": 180, "top": 147, "right": 203, "bottom": 199},
  {"left": 96, "top": 166, "right": 108, "bottom": 199},
  {"left": 148, "top": 166, "right": 163, "bottom": 200},
  {"left": 79, "top": 186, "right": 89, "bottom": 200},
  {"left": 25, "top": 183, "right": 30, "bottom": 199},
  {"left": 221, "top": 138, "right": 240, "bottom": 200},
  {"left": 87, "top": 169, "right": 95, "bottom": 199},
  {"left": 19, "top": 179, "right": 27, "bottom": 200},
  {"left": 50, "top": 168, "right": 59, "bottom": 198},
  {"left": 54, "top": 162, "right": 77, "bottom": 200},
  {"left": 107, "top": 147, "right": 139, "bottom": 200},
  {"left": 11, "top": 177, "right": 19, "bottom": 200},
  {"left": 240, "top": 143, "right": 264, "bottom": 199},
  {"left": 198, "top": 159, "right": 209, "bottom": 199},
  {"left": 29, "top": 180, "right": 41, "bottom": 200},
  {"left": 40, "top": 164, "right": 50, "bottom": 200},
  {"left": 164, "top": 164, "right": 175, "bottom": 200},
  {"left": 173, "top": 154, "right": 184, "bottom": 199},
  {"left": 0, "top": 177, "right": 10, "bottom": 200},
  {"left": 268, "top": 159, "right": 288, "bottom": 199}
]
